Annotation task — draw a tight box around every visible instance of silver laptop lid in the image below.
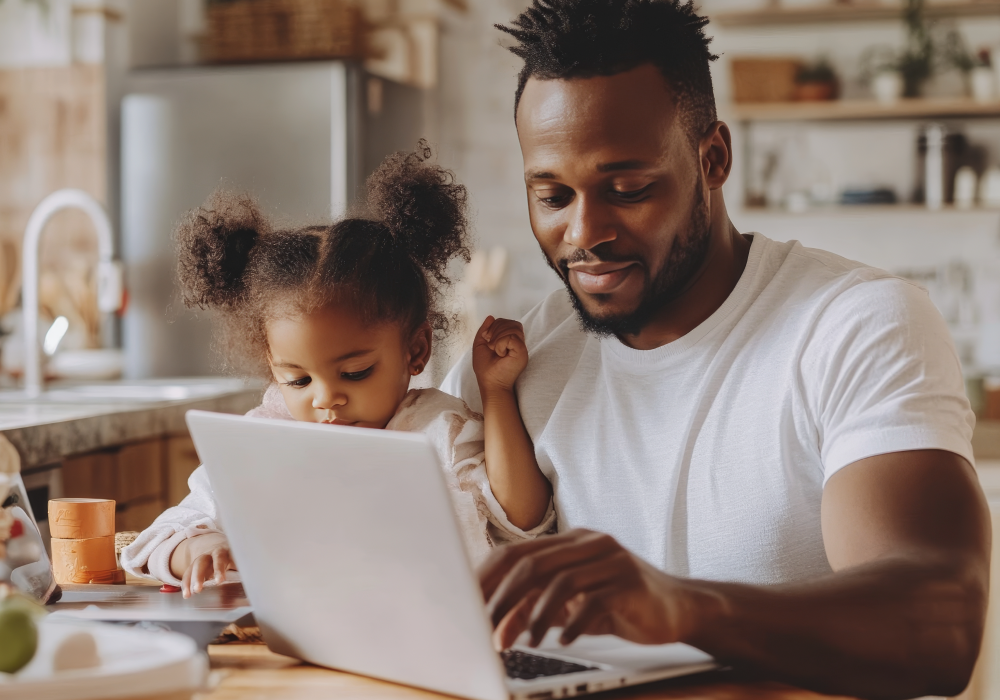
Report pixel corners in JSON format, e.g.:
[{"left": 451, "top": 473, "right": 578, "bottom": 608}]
[{"left": 186, "top": 410, "right": 510, "bottom": 700}]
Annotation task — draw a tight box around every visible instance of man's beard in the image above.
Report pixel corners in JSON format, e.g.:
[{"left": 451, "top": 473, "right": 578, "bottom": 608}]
[{"left": 549, "top": 193, "right": 712, "bottom": 338}]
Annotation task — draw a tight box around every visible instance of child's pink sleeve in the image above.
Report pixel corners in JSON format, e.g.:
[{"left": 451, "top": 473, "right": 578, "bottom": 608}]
[{"left": 119, "top": 465, "right": 223, "bottom": 586}]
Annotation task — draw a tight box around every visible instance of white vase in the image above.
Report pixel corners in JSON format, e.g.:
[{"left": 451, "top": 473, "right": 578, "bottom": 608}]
[
  {"left": 981, "top": 168, "right": 1000, "bottom": 208},
  {"left": 971, "top": 67, "right": 997, "bottom": 103},
  {"left": 954, "top": 167, "right": 978, "bottom": 209},
  {"left": 872, "top": 71, "right": 903, "bottom": 104}
]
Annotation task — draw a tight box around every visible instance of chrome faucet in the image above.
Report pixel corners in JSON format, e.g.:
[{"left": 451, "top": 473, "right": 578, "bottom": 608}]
[{"left": 21, "top": 190, "right": 123, "bottom": 398}]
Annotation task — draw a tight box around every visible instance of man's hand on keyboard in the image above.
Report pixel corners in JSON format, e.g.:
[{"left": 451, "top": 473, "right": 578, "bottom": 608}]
[{"left": 479, "top": 529, "right": 703, "bottom": 650}]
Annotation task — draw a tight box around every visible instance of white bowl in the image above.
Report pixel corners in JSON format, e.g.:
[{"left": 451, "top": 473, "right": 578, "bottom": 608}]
[{"left": 47, "top": 350, "right": 124, "bottom": 381}]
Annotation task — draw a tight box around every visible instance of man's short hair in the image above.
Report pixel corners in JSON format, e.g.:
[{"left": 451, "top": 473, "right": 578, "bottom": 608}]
[{"left": 497, "top": 0, "right": 719, "bottom": 144}]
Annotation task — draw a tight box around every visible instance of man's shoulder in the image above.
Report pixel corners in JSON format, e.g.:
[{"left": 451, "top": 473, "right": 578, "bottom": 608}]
[
  {"left": 757, "top": 235, "right": 918, "bottom": 310},
  {"left": 776, "top": 237, "right": 902, "bottom": 289},
  {"left": 755, "top": 236, "right": 941, "bottom": 356}
]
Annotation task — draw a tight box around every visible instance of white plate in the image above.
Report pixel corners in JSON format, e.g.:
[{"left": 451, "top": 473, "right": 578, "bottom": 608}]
[{"left": 0, "top": 617, "right": 208, "bottom": 700}]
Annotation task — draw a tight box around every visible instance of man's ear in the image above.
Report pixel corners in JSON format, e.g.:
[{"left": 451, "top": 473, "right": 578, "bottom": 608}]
[
  {"left": 407, "top": 322, "right": 433, "bottom": 376},
  {"left": 700, "top": 121, "right": 733, "bottom": 190}
]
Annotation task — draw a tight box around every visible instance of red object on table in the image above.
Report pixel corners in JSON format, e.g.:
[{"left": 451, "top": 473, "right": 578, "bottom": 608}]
[{"left": 160, "top": 584, "right": 181, "bottom": 593}]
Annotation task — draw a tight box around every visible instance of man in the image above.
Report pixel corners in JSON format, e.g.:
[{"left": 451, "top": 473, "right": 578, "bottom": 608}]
[{"left": 440, "top": 1, "right": 990, "bottom": 698}]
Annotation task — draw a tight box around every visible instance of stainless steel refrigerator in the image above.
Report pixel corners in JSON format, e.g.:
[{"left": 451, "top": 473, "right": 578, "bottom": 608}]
[{"left": 120, "top": 62, "right": 427, "bottom": 378}]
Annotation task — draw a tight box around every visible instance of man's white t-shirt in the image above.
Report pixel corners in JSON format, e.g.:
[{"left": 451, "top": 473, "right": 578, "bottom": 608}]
[{"left": 441, "top": 234, "right": 974, "bottom": 586}]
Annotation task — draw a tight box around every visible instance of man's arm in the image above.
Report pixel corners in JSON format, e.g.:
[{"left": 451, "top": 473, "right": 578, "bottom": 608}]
[{"left": 480, "top": 449, "right": 990, "bottom": 700}]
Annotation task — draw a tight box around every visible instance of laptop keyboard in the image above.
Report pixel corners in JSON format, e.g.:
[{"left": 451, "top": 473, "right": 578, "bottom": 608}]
[{"left": 501, "top": 649, "right": 598, "bottom": 680}]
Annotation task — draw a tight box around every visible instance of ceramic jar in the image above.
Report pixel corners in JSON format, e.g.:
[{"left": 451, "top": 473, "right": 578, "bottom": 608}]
[
  {"left": 971, "top": 67, "right": 997, "bottom": 103},
  {"left": 872, "top": 71, "right": 903, "bottom": 104}
]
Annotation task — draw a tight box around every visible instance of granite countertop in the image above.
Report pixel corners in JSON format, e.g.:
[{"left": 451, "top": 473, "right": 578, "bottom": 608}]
[{"left": 0, "top": 378, "right": 264, "bottom": 470}]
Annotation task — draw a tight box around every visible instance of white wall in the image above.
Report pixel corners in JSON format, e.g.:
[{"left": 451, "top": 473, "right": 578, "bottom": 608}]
[
  {"left": 0, "top": 0, "right": 73, "bottom": 67},
  {"left": 436, "top": 0, "right": 563, "bottom": 323}
]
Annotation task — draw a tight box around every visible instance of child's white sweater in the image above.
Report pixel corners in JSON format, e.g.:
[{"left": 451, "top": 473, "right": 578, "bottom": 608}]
[{"left": 121, "top": 385, "right": 554, "bottom": 586}]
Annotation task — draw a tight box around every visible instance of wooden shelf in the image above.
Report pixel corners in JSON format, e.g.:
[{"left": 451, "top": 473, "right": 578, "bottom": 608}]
[
  {"left": 714, "top": 1, "right": 1000, "bottom": 27},
  {"left": 731, "top": 97, "right": 1000, "bottom": 121},
  {"left": 739, "top": 203, "right": 1000, "bottom": 215}
]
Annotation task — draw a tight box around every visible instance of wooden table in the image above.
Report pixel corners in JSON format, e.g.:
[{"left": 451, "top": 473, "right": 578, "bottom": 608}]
[
  {"left": 57, "top": 583, "right": 849, "bottom": 699},
  {"left": 198, "top": 643, "right": 853, "bottom": 700}
]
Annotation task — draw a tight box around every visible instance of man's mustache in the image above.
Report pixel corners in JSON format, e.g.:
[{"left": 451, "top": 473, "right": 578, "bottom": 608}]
[{"left": 556, "top": 246, "right": 643, "bottom": 275}]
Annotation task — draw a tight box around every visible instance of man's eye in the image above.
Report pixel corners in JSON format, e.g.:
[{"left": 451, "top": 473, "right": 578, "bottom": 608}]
[
  {"left": 536, "top": 191, "right": 573, "bottom": 208},
  {"left": 285, "top": 377, "right": 311, "bottom": 388},
  {"left": 342, "top": 366, "right": 374, "bottom": 381},
  {"left": 613, "top": 184, "right": 653, "bottom": 201}
]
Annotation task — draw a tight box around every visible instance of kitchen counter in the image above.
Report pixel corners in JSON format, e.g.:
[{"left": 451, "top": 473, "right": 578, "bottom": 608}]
[{"left": 0, "top": 378, "right": 263, "bottom": 470}]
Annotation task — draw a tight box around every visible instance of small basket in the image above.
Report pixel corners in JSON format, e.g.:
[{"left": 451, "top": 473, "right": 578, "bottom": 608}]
[
  {"left": 730, "top": 58, "right": 802, "bottom": 104},
  {"left": 205, "top": 0, "right": 364, "bottom": 64}
]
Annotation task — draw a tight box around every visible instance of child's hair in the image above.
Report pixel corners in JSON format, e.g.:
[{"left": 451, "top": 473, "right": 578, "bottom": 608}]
[{"left": 176, "top": 142, "right": 471, "bottom": 376}]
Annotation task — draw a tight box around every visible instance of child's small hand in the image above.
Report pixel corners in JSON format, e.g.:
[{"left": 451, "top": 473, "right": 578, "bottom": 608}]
[
  {"left": 473, "top": 316, "right": 528, "bottom": 394},
  {"left": 181, "top": 537, "right": 236, "bottom": 598}
]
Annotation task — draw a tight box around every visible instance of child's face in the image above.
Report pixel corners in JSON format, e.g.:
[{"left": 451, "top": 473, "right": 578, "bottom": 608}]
[{"left": 266, "top": 303, "right": 431, "bottom": 429}]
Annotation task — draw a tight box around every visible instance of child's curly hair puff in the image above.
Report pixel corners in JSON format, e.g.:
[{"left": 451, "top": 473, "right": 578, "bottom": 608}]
[{"left": 175, "top": 142, "right": 471, "bottom": 376}]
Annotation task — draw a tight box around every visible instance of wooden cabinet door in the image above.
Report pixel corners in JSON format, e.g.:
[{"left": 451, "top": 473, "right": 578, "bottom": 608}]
[{"left": 117, "top": 439, "right": 164, "bottom": 503}]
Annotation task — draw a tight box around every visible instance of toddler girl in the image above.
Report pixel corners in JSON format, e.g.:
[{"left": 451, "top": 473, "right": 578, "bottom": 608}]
[{"left": 121, "top": 146, "right": 554, "bottom": 596}]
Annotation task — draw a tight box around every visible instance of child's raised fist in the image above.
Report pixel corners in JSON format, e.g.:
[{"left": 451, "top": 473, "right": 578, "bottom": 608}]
[{"left": 472, "top": 316, "right": 528, "bottom": 395}]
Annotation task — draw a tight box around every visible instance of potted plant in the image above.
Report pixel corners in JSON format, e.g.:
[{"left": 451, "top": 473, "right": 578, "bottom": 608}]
[
  {"left": 861, "top": 0, "right": 934, "bottom": 99},
  {"left": 969, "top": 49, "right": 996, "bottom": 102},
  {"left": 897, "top": 0, "right": 936, "bottom": 97},
  {"left": 862, "top": 0, "right": 985, "bottom": 100},
  {"left": 794, "top": 58, "right": 839, "bottom": 102},
  {"left": 943, "top": 34, "right": 997, "bottom": 103}
]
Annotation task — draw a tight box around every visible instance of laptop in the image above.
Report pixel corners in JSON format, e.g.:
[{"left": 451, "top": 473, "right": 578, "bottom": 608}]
[{"left": 185, "top": 410, "right": 717, "bottom": 700}]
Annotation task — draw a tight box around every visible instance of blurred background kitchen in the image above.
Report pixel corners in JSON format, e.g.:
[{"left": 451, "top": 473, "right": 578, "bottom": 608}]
[
  {"left": 3, "top": 0, "right": 1000, "bottom": 692},
  {"left": 5, "top": 0, "right": 1000, "bottom": 388}
]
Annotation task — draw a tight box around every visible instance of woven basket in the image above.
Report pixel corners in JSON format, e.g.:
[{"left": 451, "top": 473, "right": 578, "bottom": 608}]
[
  {"left": 205, "top": 0, "right": 363, "bottom": 63},
  {"left": 730, "top": 58, "right": 802, "bottom": 104}
]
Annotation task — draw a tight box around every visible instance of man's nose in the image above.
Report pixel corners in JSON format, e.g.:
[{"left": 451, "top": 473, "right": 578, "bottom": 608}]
[
  {"left": 563, "top": 195, "right": 617, "bottom": 250},
  {"left": 311, "top": 383, "right": 347, "bottom": 410}
]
